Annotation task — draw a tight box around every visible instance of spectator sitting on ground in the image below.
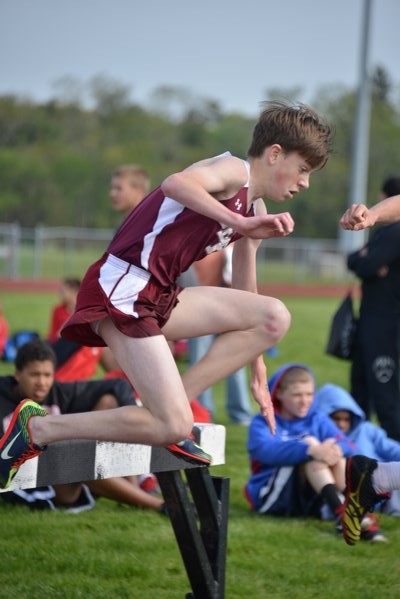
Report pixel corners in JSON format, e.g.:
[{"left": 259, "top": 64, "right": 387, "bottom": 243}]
[
  {"left": 315, "top": 382, "right": 400, "bottom": 528},
  {"left": 47, "top": 277, "right": 104, "bottom": 382},
  {"left": 0, "top": 339, "right": 165, "bottom": 514},
  {"left": 244, "top": 363, "right": 354, "bottom": 536},
  {"left": 47, "top": 277, "right": 81, "bottom": 342}
]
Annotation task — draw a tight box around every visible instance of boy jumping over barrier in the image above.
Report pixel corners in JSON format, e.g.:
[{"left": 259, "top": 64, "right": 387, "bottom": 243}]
[{"left": 0, "top": 101, "right": 333, "bottom": 489}]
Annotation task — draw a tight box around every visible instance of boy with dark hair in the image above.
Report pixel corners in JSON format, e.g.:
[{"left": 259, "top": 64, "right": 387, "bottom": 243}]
[
  {"left": 0, "top": 340, "right": 166, "bottom": 513},
  {"left": 0, "top": 100, "right": 334, "bottom": 489}
]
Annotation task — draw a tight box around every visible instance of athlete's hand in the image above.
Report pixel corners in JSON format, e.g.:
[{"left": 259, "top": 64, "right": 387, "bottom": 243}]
[
  {"left": 237, "top": 212, "right": 294, "bottom": 240},
  {"left": 250, "top": 356, "right": 276, "bottom": 434},
  {"left": 340, "top": 204, "right": 376, "bottom": 230}
]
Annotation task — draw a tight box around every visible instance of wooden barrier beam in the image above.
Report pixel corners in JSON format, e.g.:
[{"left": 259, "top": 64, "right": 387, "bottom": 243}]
[
  {"left": 0, "top": 423, "right": 225, "bottom": 492},
  {"left": 0, "top": 423, "right": 228, "bottom": 599}
]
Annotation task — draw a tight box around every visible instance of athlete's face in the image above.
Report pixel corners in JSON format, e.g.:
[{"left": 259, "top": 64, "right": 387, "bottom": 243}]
[
  {"left": 15, "top": 360, "right": 54, "bottom": 403},
  {"left": 109, "top": 176, "right": 144, "bottom": 215},
  {"left": 276, "top": 380, "right": 315, "bottom": 420},
  {"left": 262, "top": 147, "right": 313, "bottom": 202}
]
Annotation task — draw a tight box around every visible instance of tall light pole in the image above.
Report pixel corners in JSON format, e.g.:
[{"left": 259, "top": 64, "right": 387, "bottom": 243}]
[{"left": 340, "top": 0, "right": 373, "bottom": 254}]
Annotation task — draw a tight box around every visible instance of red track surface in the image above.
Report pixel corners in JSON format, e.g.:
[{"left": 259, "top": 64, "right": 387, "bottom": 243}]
[{"left": 0, "top": 277, "right": 355, "bottom": 298}]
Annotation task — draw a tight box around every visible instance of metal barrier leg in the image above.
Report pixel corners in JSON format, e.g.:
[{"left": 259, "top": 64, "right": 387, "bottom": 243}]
[{"left": 157, "top": 469, "right": 229, "bottom": 599}]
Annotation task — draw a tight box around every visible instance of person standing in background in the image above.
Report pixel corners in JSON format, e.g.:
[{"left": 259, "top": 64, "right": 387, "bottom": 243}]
[
  {"left": 347, "top": 177, "right": 400, "bottom": 440},
  {"left": 188, "top": 247, "right": 254, "bottom": 424},
  {"left": 102, "top": 164, "right": 152, "bottom": 373},
  {"left": 109, "top": 164, "right": 151, "bottom": 216}
]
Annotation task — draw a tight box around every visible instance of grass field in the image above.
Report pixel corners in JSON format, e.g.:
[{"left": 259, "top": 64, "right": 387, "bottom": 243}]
[{"left": 0, "top": 291, "right": 400, "bottom": 598}]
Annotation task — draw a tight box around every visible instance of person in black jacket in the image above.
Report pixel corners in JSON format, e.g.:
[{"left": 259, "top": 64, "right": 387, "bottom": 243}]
[
  {"left": 0, "top": 339, "right": 165, "bottom": 513},
  {"left": 347, "top": 177, "right": 400, "bottom": 440}
]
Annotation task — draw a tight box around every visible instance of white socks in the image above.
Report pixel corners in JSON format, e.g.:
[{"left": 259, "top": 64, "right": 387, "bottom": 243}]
[{"left": 372, "top": 461, "right": 400, "bottom": 494}]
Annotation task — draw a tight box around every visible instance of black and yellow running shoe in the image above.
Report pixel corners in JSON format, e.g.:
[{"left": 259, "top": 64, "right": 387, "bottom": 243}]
[{"left": 342, "top": 455, "right": 382, "bottom": 545}]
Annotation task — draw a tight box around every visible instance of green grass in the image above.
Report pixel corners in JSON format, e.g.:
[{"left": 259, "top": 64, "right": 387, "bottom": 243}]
[{"left": 0, "top": 291, "right": 399, "bottom": 598}]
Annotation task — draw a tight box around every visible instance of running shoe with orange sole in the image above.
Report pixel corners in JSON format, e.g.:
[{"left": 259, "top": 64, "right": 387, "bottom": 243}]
[{"left": 166, "top": 437, "right": 211, "bottom": 465}]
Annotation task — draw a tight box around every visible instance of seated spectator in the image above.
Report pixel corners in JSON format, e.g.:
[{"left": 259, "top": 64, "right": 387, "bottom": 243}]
[
  {"left": 47, "top": 277, "right": 104, "bottom": 381},
  {"left": 0, "top": 340, "right": 166, "bottom": 514},
  {"left": 315, "top": 383, "right": 400, "bottom": 535},
  {"left": 47, "top": 278, "right": 81, "bottom": 342},
  {"left": 244, "top": 363, "right": 354, "bottom": 535}
]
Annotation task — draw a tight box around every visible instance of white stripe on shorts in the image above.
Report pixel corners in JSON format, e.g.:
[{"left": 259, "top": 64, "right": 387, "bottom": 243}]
[
  {"left": 258, "top": 466, "right": 294, "bottom": 514},
  {"left": 99, "top": 254, "right": 151, "bottom": 317}
]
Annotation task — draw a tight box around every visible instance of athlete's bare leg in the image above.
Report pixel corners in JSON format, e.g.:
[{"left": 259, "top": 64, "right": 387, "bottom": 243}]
[
  {"left": 30, "top": 330, "right": 193, "bottom": 447},
  {"left": 30, "top": 286, "right": 289, "bottom": 448},
  {"left": 162, "top": 286, "right": 291, "bottom": 399}
]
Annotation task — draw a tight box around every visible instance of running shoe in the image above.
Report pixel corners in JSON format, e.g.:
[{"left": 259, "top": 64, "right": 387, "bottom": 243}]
[
  {"left": 139, "top": 473, "right": 160, "bottom": 495},
  {"left": 342, "top": 455, "right": 382, "bottom": 545},
  {"left": 0, "top": 399, "right": 47, "bottom": 489},
  {"left": 166, "top": 438, "right": 211, "bottom": 466}
]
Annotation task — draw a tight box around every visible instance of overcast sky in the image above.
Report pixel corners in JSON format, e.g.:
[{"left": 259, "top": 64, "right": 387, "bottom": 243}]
[{"left": 1, "top": 0, "right": 399, "bottom": 116}]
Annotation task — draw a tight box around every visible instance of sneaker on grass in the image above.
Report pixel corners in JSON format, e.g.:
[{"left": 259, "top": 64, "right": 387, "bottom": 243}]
[{"left": 0, "top": 399, "right": 47, "bottom": 490}]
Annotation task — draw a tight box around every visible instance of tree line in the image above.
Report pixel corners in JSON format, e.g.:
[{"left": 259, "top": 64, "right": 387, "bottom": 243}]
[{"left": 0, "top": 68, "right": 399, "bottom": 238}]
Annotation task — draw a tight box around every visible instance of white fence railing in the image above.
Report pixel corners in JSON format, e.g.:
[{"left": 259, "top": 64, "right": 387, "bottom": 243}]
[{"left": 0, "top": 223, "right": 352, "bottom": 283}]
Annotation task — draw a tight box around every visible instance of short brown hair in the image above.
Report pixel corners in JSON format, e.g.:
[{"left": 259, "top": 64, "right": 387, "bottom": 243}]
[
  {"left": 248, "top": 100, "right": 334, "bottom": 170},
  {"left": 277, "top": 366, "right": 314, "bottom": 391},
  {"left": 112, "top": 164, "right": 151, "bottom": 193},
  {"left": 62, "top": 277, "right": 81, "bottom": 291}
]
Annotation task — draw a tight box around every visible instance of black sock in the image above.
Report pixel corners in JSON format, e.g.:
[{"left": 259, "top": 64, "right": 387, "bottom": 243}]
[{"left": 320, "top": 483, "right": 342, "bottom": 514}]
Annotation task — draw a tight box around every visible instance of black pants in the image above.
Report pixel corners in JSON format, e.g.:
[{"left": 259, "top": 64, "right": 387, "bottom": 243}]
[{"left": 351, "top": 314, "right": 400, "bottom": 440}]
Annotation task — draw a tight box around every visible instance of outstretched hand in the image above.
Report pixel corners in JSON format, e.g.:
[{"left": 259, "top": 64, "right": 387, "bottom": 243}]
[
  {"left": 238, "top": 212, "right": 294, "bottom": 240},
  {"left": 340, "top": 204, "right": 375, "bottom": 231},
  {"left": 250, "top": 356, "right": 276, "bottom": 434}
]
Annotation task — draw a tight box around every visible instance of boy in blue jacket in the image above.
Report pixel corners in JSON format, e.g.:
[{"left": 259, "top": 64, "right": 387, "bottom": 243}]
[{"left": 244, "top": 364, "right": 354, "bottom": 533}]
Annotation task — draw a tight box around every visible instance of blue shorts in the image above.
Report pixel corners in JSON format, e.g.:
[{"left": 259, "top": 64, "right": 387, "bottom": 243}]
[{"left": 258, "top": 465, "right": 322, "bottom": 517}]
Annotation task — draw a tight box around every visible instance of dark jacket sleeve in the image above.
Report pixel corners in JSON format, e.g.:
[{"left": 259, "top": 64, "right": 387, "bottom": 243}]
[
  {"left": 347, "top": 224, "right": 400, "bottom": 279},
  {"left": 50, "top": 378, "right": 136, "bottom": 414}
]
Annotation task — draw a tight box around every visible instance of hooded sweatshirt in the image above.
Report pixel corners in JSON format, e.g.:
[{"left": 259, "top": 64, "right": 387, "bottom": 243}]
[
  {"left": 245, "top": 364, "right": 353, "bottom": 511},
  {"left": 314, "top": 383, "right": 400, "bottom": 461}
]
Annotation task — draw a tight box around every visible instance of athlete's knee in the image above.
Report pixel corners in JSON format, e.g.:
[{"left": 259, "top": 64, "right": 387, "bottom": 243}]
[
  {"left": 160, "top": 411, "right": 194, "bottom": 444},
  {"left": 261, "top": 298, "right": 291, "bottom": 345},
  {"left": 305, "top": 459, "right": 328, "bottom": 474}
]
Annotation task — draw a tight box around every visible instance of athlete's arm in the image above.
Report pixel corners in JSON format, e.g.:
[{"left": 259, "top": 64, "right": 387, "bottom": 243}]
[
  {"left": 230, "top": 199, "right": 276, "bottom": 434},
  {"left": 161, "top": 156, "right": 294, "bottom": 240},
  {"left": 340, "top": 195, "right": 400, "bottom": 230}
]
